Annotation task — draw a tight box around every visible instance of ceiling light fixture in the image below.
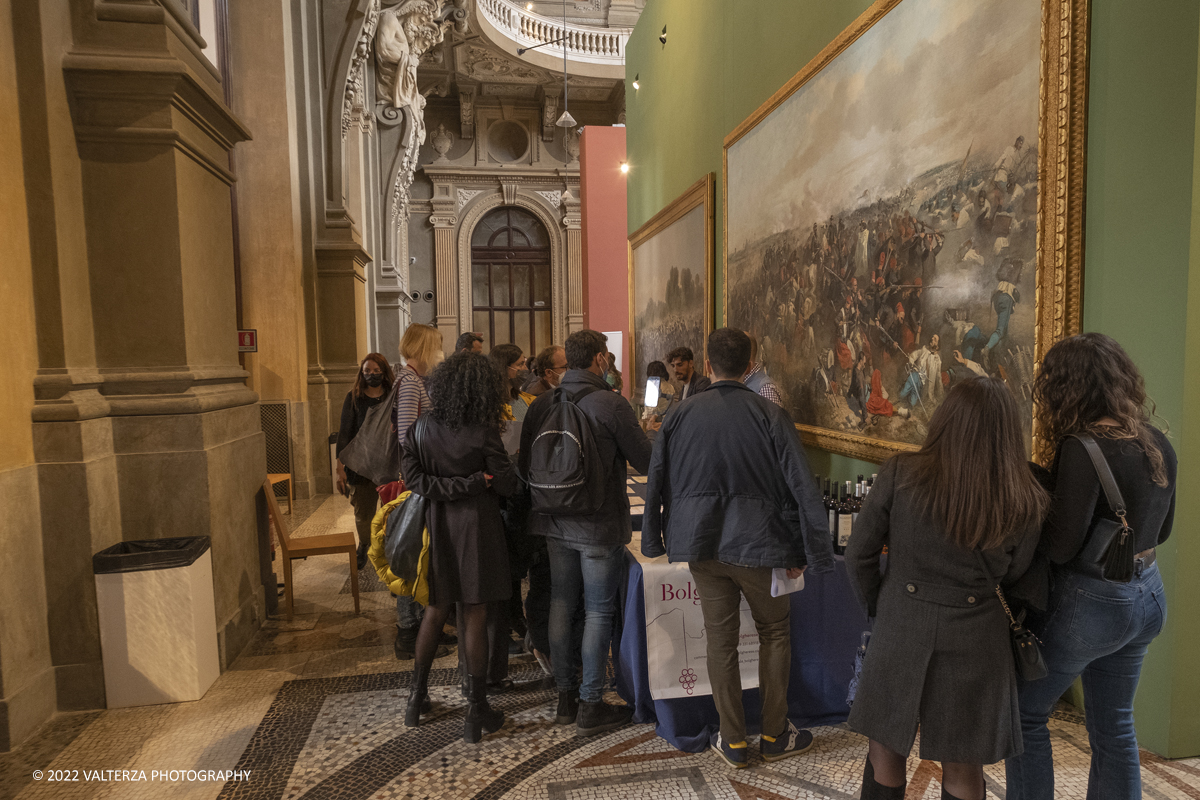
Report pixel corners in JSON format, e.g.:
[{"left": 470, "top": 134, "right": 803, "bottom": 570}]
[
  {"left": 554, "top": 0, "right": 575, "bottom": 129},
  {"left": 632, "top": 73, "right": 639, "bottom": 90}
]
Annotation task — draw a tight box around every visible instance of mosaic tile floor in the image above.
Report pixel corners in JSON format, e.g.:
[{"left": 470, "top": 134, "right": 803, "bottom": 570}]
[{"left": 5, "top": 493, "right": 1199, "bottom": 800}]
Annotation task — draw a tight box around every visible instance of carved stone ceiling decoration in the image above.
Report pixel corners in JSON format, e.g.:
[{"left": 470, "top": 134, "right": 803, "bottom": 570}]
[
  {"left": 457, "top": 44, "right": 546, "bottom": 84},
  {"left": 418, "top": 40, "right": 619, "bottom": 107}
]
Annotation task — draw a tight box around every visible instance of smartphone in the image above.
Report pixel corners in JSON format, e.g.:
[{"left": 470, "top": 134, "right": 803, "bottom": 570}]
[{"left": 644, "top": 376, "right": 661, "bottom": 409}]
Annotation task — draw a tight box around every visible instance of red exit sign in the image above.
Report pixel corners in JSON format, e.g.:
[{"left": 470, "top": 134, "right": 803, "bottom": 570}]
[{"left": 238, "top": 330, "right": 258, "bottom": 352}]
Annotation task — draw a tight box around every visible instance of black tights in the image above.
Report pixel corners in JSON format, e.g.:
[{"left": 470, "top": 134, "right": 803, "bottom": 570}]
[
  {"left": 417, "top": 602, "right": 488, "bottom": 676},
  {"left": 868, "top": 739, "right": 984, "bottom": 800}
]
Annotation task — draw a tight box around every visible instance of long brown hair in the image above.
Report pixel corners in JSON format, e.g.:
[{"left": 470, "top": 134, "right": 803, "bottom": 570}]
[
  {"left": 1034, "top": 333, "right": 1168, "bottom": 486},
  {"left": 488, "top": 343, "right": 524, "bottom": 401},
  {"left": 351, "top": 353, "right": 395, "bottom": 400},
  {"left": 904, "top": 377, "right": 1048, "bottom": 550}
]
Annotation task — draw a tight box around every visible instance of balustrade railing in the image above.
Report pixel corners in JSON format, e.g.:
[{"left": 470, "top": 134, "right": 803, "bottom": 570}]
[{"left": 477, "top": 0, "right": 630, "bottom": 64}]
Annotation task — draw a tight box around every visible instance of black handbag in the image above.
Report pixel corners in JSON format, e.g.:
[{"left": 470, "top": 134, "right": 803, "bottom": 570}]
[
  {"left": 384, "top": 416, "right": 430, "bottom": 581},
  {"left": 975, "top": 551, "right": 1048, "bottom": 682},
  {"left": 1067, "top": 434, "right": 1137, "bottom": 584}
]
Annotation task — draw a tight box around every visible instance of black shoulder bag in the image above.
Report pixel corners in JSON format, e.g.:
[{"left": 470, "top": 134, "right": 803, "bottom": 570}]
[
  {"left": 975, "top": 551, "right": 1048, "bottom": 682},
  {"left": 1067, "top": 434, "right": 1137, "bottom": 584},
  {"left": 385, "top": 416, "right": 430, "bottom": 580}
]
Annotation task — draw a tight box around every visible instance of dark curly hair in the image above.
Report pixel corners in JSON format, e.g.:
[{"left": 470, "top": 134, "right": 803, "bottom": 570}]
[
  {"left": 1034, "top": 333, "right": 1168, "bottom": 486},
  {"left": 425, "top": 351, "right": 508, "bottom": 431}
]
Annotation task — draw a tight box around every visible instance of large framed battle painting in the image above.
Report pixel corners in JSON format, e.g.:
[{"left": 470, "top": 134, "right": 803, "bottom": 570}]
[
  {"left": 723, "top": 0, "right": 1089, "bottom": 462},
  {"left": 629, "top": 174, "right": 715, "bottom": 404}
]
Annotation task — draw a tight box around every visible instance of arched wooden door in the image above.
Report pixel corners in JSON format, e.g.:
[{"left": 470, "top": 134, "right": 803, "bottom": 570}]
[{"left": 470, "top": 206, "right": 553, "bottom": 356}]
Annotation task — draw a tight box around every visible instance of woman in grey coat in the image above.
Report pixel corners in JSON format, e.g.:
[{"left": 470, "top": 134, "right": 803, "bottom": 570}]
[{"left": 846, "top": 377, "right": 1047, "bottom": 800}]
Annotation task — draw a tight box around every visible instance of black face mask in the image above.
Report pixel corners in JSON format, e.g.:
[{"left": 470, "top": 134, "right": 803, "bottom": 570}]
[
  {"left": 511, "top": 369, "right": 530, "bottom": 391},
  {"left": 363, "top": 373, "right": 384, "bottom": 388}
]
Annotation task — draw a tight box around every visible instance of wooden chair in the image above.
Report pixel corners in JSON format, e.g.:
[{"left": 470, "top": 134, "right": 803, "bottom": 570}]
[
  {"left": 267, "top": 473, "right": 293, "bottom": 514},
  {"left": 262, "top": 479, "right": 360, "bottom": 621}
]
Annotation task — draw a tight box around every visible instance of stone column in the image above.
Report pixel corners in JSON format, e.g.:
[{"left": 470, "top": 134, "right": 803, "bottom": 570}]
[
  {"left": 431, "top": 187, "right": 460, "bottom": 352},
  {"left": 308, "top": 240, "right": 371, "bottom": 495},
  {"left": 564, "top": 188, "right": 584, "bottom": 334},
  {"left": 229, "top": 0, "right": 315, "bottom": 499},
  {"left": 0, "top": 0, "right": 54, "bottom": 749},
  {"left": 56, "top": 9, "right": 267, "bottom": 684}
]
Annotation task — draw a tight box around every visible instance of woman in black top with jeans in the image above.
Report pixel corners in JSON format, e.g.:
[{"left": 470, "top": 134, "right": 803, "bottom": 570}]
[
  {"left": 1006, "top": 334, "right": 1177, "bottom": 800},
  {"left": 335, "top": 353, "right": 394, "bottom": 568}
]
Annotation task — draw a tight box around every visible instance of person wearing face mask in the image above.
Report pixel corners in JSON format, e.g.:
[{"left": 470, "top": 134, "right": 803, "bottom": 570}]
[
  {"left": 490, "top": 344, "right": 536, "bottom": 454},
  {"left": 529, "top": 345, "right": 567, "bottom": 397},
  {"left": 336, "top": 354, "right": 396, "bottom": 569}
]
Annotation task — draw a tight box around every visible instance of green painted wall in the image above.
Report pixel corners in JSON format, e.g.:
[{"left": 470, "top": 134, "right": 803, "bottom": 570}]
[
  {"left": 625, "top": 0, "right": 879, "bottom": 481},
  {"left": 627, "top": 0, "right": 1200, "bottom": 757},
  {"left": 1081, "top": 0, "right": 1200, "bottom": 758}
]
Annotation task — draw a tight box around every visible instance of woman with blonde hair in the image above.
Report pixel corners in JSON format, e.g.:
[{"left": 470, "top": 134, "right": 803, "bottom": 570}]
[
  {"left": 391, "top": 323, "right": 449, "bottom": 660},
  {"left": 1006, "top": 333, "right": 1176, "bottom": 800}
]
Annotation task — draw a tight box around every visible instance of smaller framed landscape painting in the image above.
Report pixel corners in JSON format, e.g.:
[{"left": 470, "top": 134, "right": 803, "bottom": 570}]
[{"left": 628, "top": 174, "right": 716, "bottom": 404}]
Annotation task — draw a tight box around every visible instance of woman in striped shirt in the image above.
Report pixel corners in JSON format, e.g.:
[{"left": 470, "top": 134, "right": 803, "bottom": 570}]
[{"left": 391, "top": 323, "right": 448, "bottom": 660}]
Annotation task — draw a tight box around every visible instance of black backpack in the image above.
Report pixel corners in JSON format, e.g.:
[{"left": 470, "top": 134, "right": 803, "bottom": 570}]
[{"left": 527, "top": 386, "right": 606, "bottom": 515}]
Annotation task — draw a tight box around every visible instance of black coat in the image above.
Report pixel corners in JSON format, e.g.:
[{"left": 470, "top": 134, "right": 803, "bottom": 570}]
[
  {"left": 845, "top": 455, "right": 1040, "bottom": 764},
  {"left": 518, "top": 369, "right": 653, "bottom": 548},
  {"left": 641, "top": 381, "right": 833, "bottom": 572},
  {"left": 402, "top": 417, "right": 518, "bottom": 606}
]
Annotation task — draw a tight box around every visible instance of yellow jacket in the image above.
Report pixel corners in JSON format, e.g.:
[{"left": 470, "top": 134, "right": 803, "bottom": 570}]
[{"left": 367, "top": 491, "right": 431, "bottom": 606}]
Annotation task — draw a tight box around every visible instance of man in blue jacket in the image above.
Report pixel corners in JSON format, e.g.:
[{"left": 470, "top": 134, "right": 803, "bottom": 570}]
[
  {"left": 642, "top": 327, "right": 833, "bottom": 769},
  {"left": 520, "top": 329, "right": 653, "bottom": 737}
]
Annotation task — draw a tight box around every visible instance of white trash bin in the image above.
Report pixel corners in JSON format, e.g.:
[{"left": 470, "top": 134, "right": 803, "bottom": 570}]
[{"left": 93, "top": 537, "right": 220, "bottom": 709}]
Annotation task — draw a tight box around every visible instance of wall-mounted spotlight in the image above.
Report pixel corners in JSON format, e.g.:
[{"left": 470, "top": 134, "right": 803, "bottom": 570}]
[
  {"left": 423, "top": 291, "right": 435, "bottom": 302},
  {"left": 409, "top": 291, "right": 421, "bottom": 303},
  {"left": 632, "top": 73, "right": 640, "bottom": 91},
  {"left": 659, "top": 26, "right": 667, "bottom": 47},
  {"left": 620, "top": 162, "right": 630, "bottom": 174}
]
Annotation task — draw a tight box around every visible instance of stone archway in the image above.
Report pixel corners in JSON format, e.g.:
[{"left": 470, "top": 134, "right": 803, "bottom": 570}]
[{"left": 455, "top": 190, "right": 569, "bottom": 346}]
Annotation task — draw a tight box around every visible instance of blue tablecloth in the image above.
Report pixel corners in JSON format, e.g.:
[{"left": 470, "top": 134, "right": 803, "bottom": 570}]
[{"left": 613, "top": 549, "right": 868, "bottom": 752}]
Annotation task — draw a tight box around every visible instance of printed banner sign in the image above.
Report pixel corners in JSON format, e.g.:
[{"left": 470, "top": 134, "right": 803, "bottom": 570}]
[{"left": 642, "top": 560, "right": 760, "bottom": 700}]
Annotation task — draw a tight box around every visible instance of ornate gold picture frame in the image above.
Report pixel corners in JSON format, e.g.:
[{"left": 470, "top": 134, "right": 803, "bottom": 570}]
[
  {"left": 722, "top": 0, "right": 1088, "bottom": 463},
  {"left": 628, "top": 174, "right": 716, "bottom": 404}
]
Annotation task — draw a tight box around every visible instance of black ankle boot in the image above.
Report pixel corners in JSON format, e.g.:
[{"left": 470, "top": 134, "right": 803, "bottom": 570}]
[
  {"left": 941, "top": 785, "right": 980, "bottom": 800},
  {"left": 464, "top": 674, "right": 504, "bottom": 743},
  {"left": 575, "top": 699, "right": 632, "bottom": 737},
  {"left": 555, "top": 690, "right": 579, "bottom": 725},
  {"left": 860, "top": 757, "right": 906, "bottom": 800},
  {"left": 405, "top": 663, "right": 432, "bottom": 727}
]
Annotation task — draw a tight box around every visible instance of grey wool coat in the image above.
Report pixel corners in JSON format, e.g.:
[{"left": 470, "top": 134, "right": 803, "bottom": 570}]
[{"left": 845, "top": 456, "right": 1040, "bottom": 764}]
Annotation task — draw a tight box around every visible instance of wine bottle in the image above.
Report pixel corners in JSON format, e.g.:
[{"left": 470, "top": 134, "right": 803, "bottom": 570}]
[
  {"left": 852, "top": 479, "right": 863, "bottom": 532},
  {"left": 825, "top": 480, "right": 837, "bottom": 551},
  {"left": 836, "top": 481, "right": 853, "bottom": 554},
  {"left": 856, "top": 474, "right": 865, "bottom": 497}
]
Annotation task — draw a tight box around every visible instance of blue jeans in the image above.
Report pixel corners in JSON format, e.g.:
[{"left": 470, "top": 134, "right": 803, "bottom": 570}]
[
  {"left": 396, "top": 594, "right": 424, "bottom": 629},
  {"left": 547, "top": 538, "right": 626, "bottom": 703},
  {"left": 1005, "top": 563, "right": 1166, "bottom": 800}
]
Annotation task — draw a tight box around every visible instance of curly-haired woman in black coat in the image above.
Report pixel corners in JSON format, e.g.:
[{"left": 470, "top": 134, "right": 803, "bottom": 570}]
[{"left": 401, "top": 351, "right": 519, "bottom": 742}]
